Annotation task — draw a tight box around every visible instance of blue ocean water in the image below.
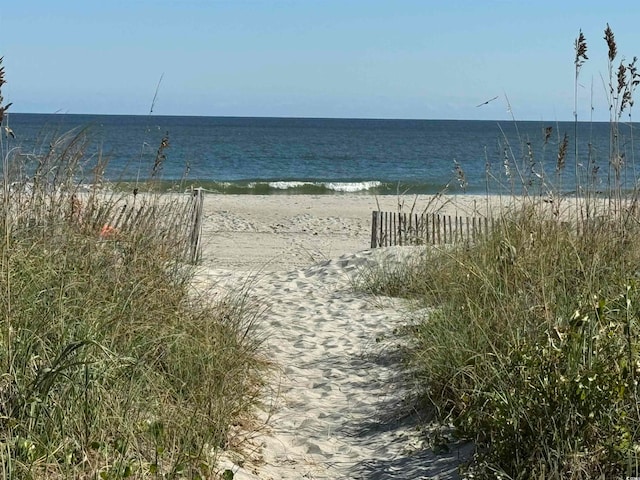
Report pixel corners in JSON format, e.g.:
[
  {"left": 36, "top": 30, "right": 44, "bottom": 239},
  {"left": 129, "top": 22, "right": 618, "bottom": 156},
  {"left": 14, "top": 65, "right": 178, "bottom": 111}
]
[{"left": 4, "top": 113, "right": 639, "bottom": 195}]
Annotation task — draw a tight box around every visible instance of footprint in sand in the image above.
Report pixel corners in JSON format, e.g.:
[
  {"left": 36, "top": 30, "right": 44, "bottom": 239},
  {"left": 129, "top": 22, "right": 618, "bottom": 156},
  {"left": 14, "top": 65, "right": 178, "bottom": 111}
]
[{"left": 210, "top": 248, "right": 472, "bottom": 480}]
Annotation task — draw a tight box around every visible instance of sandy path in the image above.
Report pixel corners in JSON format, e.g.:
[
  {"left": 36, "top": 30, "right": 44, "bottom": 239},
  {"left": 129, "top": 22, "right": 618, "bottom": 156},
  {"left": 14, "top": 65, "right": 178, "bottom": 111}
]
[{"left": 192, "top": 194, "right": 477, "bottom": 478}]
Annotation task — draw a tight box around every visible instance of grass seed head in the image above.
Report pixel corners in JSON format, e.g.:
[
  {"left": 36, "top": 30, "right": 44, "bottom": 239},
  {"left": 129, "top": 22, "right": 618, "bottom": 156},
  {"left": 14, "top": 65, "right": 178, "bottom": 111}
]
[
  {"left": 604, "top": 24, "right": 617, "bottom": 63},
  {"left": 0, "top": 57, "right": 12, "bottom": 125},
  {"left": 575, "top": 30, "right": 588, "bottom": 69},
  {"left": 151, "top": 131, "right": 170, "bottom": 178},
  {"left": 556, "top": 132, "right": 568, "bottom": 171},
  {"left": 453, "top": 159, "right": 467, "bottom": 192}
]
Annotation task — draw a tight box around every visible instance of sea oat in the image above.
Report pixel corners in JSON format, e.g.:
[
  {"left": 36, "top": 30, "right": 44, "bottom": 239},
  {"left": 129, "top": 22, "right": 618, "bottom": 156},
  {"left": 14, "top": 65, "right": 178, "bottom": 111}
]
[
  {"left": 629, "top": 57, "right": 640, "bottom": 108},
  {"left": 629, "top": 57, "right": 640, "bottom": 86},
  {"left": 612, "top": 152, "right": 624, "bottom": 177},
  {"left": 526, "top": 141, "right": 537, "bottom": 186},
  {"left": 575, "top": 30, "right": 588, "bottom": 71},
  {"left": 0, "top": 57, "right": 12, "bottom": 125},
  {"left": 591, "top": 164, "right": 600, "bottom": 185},
  {"left": 617, "top": 63, "right": 627, "bottom": 96},
  {"left": 151, "top": 132, "right": 170, "bottom": 178},
  {"left": 557, "top": 133, "right": 568, "bottom": 172},
  {"left": 604, "top": 24, "right": 617, "bottom": 62},
  {"left": 620, "top": 57, "right": 640, "bottom": 113},
  {"left": 453, "top": 159, "right": 467, "bottom": 192},
  {"left": 503, "top": 147, "right": 511, "bottom": 179}
]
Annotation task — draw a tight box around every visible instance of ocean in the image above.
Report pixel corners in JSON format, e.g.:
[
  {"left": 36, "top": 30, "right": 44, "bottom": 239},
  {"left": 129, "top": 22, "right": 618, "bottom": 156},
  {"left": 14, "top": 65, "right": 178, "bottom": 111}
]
[{"left": 3, "top": 113, "right": 639, "bottom": 195}]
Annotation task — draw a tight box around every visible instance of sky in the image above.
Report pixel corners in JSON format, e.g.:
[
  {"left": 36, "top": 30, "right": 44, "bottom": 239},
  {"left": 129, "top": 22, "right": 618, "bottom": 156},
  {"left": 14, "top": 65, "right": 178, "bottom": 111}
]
[{"left": 2, "top": 0, "right": 640, "bottom": 121}]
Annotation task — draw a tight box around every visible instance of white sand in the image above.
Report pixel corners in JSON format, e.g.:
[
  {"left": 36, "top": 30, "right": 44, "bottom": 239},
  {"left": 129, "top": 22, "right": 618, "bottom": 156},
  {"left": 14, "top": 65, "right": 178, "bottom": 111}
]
[
  {"left": 199, "top": 193, "right": 502, "bottom": 271},
  {"left": 192, "top": 194, "right": 481, "bottom": 479}
]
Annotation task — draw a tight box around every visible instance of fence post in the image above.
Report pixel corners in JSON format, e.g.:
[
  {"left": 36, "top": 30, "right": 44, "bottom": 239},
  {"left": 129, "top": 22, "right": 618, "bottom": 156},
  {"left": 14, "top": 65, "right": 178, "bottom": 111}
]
[
  {"left": 371, "top": 211, "right": 379, "bottom": 248},
  {"left": 189, "top": 188, "right": 204, "bottom": 263}
]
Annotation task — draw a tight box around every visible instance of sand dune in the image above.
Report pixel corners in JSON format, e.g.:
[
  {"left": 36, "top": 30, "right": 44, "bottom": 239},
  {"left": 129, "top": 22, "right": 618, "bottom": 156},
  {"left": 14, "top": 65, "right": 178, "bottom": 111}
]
[{"left": 192, "top": 194, "right": 477, "bottom": 479}]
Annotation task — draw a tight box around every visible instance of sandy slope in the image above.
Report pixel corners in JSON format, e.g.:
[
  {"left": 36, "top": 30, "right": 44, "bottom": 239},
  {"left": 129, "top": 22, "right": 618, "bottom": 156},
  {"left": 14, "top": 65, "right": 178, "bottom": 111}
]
[{"left": 191, "top": 194, "right": 477, "bottom": 479}]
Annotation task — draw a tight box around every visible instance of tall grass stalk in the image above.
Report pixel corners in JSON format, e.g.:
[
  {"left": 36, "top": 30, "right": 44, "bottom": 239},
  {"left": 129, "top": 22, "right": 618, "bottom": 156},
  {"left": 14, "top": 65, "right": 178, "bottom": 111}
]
[{"left": 574, "top": 30, "right": 588, "bottom": 227}]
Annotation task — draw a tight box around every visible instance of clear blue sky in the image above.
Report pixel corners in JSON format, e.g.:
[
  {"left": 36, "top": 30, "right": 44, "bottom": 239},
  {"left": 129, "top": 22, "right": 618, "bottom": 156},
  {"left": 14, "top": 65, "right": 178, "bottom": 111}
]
[{"left": 2, "top": 0, "right": 640, "bottom": 120}]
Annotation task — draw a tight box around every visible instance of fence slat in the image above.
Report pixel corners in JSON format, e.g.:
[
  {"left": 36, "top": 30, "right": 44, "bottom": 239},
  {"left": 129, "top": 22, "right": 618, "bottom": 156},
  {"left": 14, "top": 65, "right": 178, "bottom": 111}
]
[
  {"left": 371, "top": 211, "right": 378, "bottom": 248},
  {"left": 431, "top": 213, "right": 437, "bottom": 245},
  {"left": 392, "top": 212, "right": 397, "bottom": 246},
  {"left": 442, "top": 214, "right": 447, "bottom": 244},
  {"left": 189, "top": 188, "right": 204, "bottom": 263}
]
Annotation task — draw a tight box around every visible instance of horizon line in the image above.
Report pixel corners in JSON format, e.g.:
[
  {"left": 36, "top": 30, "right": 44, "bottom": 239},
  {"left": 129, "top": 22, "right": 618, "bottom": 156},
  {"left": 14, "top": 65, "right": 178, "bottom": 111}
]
[{"left": 8, "top": 112, "right": 620, "bottom": 123}]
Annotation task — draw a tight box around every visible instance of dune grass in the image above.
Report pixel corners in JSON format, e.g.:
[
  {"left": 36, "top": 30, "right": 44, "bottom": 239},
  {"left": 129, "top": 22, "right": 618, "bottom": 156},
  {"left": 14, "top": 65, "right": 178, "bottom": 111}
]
[
  {"left": 359, "top": 27, "right": 640, "bottom": 478},
  {"left": 363, "top": 204, "right": 640, "bottom": 478},
  {"left": 0, "top": 63, "right": 266, "bottom": 478}
]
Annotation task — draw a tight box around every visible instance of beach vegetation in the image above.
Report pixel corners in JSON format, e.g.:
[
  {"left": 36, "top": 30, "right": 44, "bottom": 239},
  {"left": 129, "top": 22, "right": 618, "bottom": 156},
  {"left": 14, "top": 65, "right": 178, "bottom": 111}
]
[
  {"left": 0, "top": 58, "right": 266, "bottom": 478},
  {"left": 360, "top": 26, "right": 640, "bottom": 478}
]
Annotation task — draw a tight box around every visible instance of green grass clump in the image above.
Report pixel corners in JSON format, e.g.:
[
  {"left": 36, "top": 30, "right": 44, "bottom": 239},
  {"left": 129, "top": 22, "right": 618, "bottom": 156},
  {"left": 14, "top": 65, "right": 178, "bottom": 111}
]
[
  {"left": 361, "top": 203, "right": 640, "bottom": 478},
  {"left": 0, "top": 102, "right": 266, "bottom": 478}
]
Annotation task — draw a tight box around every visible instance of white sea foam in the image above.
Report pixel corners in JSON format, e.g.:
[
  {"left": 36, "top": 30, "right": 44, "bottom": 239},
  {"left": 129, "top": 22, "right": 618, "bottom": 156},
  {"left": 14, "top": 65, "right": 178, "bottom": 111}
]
[
  {"left": 323, "top": 181, "right": 382, "bottom": 192},
  {"left": 265, "top": 180, "right": 382, "bottom": 192},
  {"left": 267, "top": 181, "right": 308, "bottom": 190}
]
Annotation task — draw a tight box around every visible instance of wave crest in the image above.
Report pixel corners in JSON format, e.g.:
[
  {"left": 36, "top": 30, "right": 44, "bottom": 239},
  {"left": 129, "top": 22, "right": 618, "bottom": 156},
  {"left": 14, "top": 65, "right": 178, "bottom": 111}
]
[{"left": 265, "top": 181, "right": 382, "bottom": 193}]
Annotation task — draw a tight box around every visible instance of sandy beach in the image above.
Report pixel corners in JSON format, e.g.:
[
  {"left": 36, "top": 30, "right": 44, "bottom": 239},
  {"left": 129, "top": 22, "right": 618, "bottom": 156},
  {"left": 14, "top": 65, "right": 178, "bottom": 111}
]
[
  {"left": 199, "top": 193, "right": 502, "bottom": 271},
  {"left": 191, "top": 194, "right": 481, "bottom": 479}
]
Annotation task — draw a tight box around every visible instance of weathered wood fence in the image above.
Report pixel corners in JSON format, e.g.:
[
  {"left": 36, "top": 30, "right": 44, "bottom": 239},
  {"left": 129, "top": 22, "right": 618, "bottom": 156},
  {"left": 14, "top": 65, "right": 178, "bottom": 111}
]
[
  {"left": 371, "top": 210, "right": 494, "bottom": 248},
  {"left": 101, "top": 188, "right": 204, "bottom": 264},
  {"left": 189, "top": 188, "right": 204, "bottom": 263}
]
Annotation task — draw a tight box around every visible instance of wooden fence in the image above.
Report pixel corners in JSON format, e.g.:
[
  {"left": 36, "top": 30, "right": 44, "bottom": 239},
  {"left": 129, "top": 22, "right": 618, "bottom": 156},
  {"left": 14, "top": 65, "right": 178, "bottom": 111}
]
[
  {"left": 98, "top": 188, "right": 204, "bottom": 264},
  {"left": 371, "top": 210, "right": 494, "bottom": 248},
  {"left": 4, "top": 186, "right": 205, "bottom": 264}
]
